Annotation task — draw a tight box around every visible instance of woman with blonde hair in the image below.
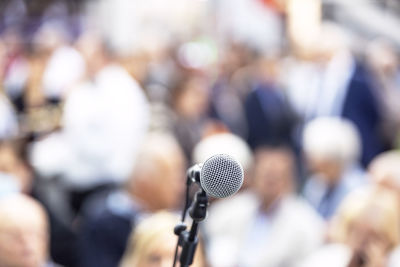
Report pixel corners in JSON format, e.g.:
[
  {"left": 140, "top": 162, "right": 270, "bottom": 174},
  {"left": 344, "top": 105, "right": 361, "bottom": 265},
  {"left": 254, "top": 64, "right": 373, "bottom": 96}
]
[
  {"left": 120, "top": 211, "right": 206, "bottom": 267},
  {"left": 299, "top": 186, "right": 400, "bottom": 267}
]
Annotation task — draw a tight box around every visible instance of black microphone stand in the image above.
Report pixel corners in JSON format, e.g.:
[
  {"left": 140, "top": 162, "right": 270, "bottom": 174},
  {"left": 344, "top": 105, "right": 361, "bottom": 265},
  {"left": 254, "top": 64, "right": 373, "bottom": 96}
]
[{"left": 174, "top": 189, "right": 208, "bottom": 267}]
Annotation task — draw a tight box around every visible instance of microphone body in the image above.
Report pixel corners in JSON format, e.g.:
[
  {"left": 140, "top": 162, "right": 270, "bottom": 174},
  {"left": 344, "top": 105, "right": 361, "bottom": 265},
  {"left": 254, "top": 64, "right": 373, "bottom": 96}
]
[
  {"left": 186, "top": 164, "right": 202, "bottom": 185},
  {"left": 175, "top": 154, "right": 244, "bottom": 267}
]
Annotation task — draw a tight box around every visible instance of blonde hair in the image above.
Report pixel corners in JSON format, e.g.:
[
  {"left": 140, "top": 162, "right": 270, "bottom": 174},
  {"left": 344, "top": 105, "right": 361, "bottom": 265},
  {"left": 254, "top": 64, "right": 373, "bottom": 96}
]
[
  {"left": 120, "top": 211, "right": 205, "bottom": 267},
  {"left": 120, "top": 212, "right": 177, "bottom": 267},
  {"left": 369, "top": 150, "right": 400, "bottom": 187},
  {"left": 329, "top": 186, "right": 400, "bottom": 250}
]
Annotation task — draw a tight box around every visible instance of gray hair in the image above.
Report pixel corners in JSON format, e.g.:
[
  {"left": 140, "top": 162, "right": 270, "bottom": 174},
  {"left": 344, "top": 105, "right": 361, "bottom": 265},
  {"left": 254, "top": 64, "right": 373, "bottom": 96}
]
[
  {"left": 303, "top": 117, "right": 361, "bottom": 165},
  {"left": 192, "top": 133, "right": 253, "bottom": 171}
]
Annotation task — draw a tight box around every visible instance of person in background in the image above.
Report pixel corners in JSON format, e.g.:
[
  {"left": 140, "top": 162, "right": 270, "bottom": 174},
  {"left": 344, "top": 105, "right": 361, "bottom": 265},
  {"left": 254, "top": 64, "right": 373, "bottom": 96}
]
[
  {"left": 38, "top": 21, "right": 85, "bottom": 103},
  {"left": 245, "top": 55, "right": 298, "bottom": 150},
  {"left": 29, "top": 32, "right": 150, "bottom": 214},
  {"left": 204, "top": 146, "right": 323, "bottom": 267},
  {"left": 285, "top": 23, "right": 386, "bottom": 167},
  {"left": 302, "top": 117, "right": 366, "bottom": 219},
  {"left": 0, "top": 193, "right": 57, "bottom": 267},
  {"left": 299, "top": 186, "right": 400, "bottom": 267},
  {"left": 119, "top": 211, "right": 206, "bottom": 267},
  {"left": 208, "top": 43, "right": 253, "bottom": 139},
  {"left": 368, "top": 150, "right": 400, "bottom": 267},
  {"left": 0, "top": 140, "right": 80, "bottom": 267},
  {"left": 79, "top": 132, "right": 186, "bottom": 267},
  {"left": 366, "top": 39, "right": 400, "bottom": 149},
  {"left": 368, "top": 150, "right": 400, "bottom": 203},
  {"left": 170, "top": 71, "right": 210, "bottom": 160}
]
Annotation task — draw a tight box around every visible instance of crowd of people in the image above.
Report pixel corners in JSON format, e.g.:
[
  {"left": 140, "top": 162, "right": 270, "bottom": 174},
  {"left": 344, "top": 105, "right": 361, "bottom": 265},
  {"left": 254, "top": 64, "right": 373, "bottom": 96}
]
[{"left": 1, "top": 0, "right": 400, "bottom": 266}]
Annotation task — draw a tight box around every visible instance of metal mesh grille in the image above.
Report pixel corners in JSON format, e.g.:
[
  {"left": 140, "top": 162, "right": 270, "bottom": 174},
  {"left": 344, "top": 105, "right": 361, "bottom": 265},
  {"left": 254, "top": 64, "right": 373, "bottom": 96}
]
[{"left": 200, "top": 154, "right": 244, "bottom": 198}]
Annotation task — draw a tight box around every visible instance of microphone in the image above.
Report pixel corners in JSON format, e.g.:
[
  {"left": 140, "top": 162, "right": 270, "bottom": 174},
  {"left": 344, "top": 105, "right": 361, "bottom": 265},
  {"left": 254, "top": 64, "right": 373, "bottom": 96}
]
[
  {"left": 187, "top": 154, "right": 244, "bottom": 198},
  {"left": 174, "top": 154, "right": 244, "bottom": 267}
]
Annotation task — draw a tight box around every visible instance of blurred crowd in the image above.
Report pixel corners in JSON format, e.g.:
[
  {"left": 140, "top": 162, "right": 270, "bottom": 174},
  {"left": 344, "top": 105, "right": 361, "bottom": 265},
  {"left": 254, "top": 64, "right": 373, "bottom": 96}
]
[{"left": 1, "top": 0, "right": 400, "bottom": 266}]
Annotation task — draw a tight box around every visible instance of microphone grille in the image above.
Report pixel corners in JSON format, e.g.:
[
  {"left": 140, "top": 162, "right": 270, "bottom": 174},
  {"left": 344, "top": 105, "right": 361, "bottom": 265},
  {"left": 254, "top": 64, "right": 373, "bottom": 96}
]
[{"left": 200, "top": 154, "right": 244, "bottom": 198}]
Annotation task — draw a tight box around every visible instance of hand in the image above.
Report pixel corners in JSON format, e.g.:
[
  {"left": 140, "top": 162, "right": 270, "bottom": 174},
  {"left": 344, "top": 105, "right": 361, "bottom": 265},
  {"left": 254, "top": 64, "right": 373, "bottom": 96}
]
[{"left": 364, "top": 239, "right": 388, "bottom": 267}]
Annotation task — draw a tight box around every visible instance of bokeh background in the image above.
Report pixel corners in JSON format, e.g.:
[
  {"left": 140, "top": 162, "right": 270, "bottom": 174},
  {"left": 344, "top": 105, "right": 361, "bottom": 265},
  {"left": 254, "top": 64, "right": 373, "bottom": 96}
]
[{"left": 1, "top": 0, "right": 400, "bottom": 267}]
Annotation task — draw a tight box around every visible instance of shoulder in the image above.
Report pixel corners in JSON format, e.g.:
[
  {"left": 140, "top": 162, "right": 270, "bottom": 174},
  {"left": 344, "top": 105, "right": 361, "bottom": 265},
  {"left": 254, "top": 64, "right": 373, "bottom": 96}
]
[
  {"left": 81, "top": 192, "right": 134, "bottom": 236},
  {"left": 341, "top": 166, "right": 367, "bottom": 190},
  {"left": 279, "top": 196, "right": 324, "bottom": 231},
  {"left": 346, "top": 63, "right": 376, "bottom": 100},
  {"left": 205, "top": 191, "right": 258, "bottom": 232},
  {"left": 97, "top": 64, "right": 141, "bottom": 90},
  {"left": 297, "top": 243, "right": 351, "bottom": 267},
  {"left": 208, "top": 190, "right": 258, "bottom": 217}
]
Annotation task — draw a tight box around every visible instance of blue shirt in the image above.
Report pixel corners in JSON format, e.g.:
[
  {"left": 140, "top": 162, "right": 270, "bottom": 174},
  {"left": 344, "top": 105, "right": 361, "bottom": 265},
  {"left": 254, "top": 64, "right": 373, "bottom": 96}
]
[{"left": 303, "top": 165, "right": 365, "bottom": 219}]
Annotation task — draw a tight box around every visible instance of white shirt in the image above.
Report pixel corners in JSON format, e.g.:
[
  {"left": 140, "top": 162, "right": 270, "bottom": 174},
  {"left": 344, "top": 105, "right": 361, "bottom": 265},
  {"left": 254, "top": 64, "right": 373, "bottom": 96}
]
[
  {"left": 30, "top": 64, "right": 150, "bottom": 189},
  {"left": 42, "top": 45, "right": 85, "bottom": 99},
  {"left": 204, "top": 191, "right": 324, "bottom": 267},
  {"left": 238, "top": 211, "right": 272, "bottom": 266},
  {"left": 285, "top": 51, "right": 355, "bottom": 120}
]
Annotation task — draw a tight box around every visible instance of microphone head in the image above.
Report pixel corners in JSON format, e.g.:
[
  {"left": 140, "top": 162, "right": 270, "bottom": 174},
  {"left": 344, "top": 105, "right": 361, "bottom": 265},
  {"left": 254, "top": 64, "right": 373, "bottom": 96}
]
[{"left": 200, "top": 154, "right": 244, "bottom": 198}]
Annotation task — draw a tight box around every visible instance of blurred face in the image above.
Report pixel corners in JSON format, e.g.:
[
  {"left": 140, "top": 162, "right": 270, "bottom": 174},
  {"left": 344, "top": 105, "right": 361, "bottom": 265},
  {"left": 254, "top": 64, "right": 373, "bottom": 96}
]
[
  {"left": 148, "top": 150, "right": 186, "bottom": 211},
  {"left": 307, "top": 156, "right": 342, "bottom": 186},
  {"left": 0, "top": 206, "right": 48, "bottom": 267},
  {"left": 175, "top": 77, "right": 209, "bottom": 120},
  {"left": 75, "top": 34, "right": 105, "bottom": 77},
  {"left": 367, "top": 41, "right": 398, "bottom": 77},
  {"left": 252, "top": 149, "right": 294, "bottom": 208}
]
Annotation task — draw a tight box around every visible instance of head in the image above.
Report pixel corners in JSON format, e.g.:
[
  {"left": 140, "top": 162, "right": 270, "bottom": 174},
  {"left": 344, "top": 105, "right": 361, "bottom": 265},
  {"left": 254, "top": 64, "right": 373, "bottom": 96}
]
[
  {"left": 32, "top": 21, "right": 68, "bottom": 55},
  {"left": 369, "top": 151, "right": 400, "bottom": 197},
  {"left": 120, "top": 211, "right": 205, "bottom": 267},
  {"left": 303, "top": 117, "right": 361, "bottom": 186},
  {"left": 330, "top": 187, "right": 400, "bottom": 257},
  {"left": 312, "top": 22, "right": 351, "bottom": 63},
  {"left": 366, "top": 38, "right": 399, "bottom": 78},
  {"left": 192, "top": 133, "right": 253, "bottom": 189},
  {"left": 126, "top": 132, "right": 186, "bottom": 211},
  {"left": 75, "top": 32, "right": 110, "bottom": 77},
  {"left": 0, "top": 194, "right": 49, "bottom": 267},
  {"left": 286, "top": 0, "right": 321, "bottom": 60},
  {"left": 251, "top": 147, "right": 296, "bottom": 209},
  {"left": 170, "top": 73, "right": 210, "bottom": 120}
]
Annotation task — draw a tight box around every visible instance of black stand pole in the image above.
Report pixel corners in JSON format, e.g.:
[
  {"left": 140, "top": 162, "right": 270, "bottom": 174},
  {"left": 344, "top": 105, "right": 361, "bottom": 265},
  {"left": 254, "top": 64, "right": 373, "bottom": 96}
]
[{"left": 174, "top": 189, "right": 208, "bottom": 267}]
